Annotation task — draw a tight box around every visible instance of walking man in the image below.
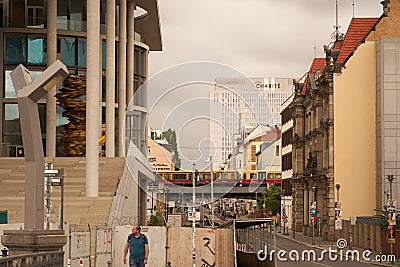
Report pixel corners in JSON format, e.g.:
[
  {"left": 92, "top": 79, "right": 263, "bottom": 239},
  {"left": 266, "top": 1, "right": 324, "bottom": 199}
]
[{"left": 123, "top": 225, "right": 149, "bottom": 266}]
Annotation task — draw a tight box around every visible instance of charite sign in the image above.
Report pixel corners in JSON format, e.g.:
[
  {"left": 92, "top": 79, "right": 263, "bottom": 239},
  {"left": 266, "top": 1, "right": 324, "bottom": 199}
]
[{"left": 254, "top": 79, "right": 281, "bottom": 90}]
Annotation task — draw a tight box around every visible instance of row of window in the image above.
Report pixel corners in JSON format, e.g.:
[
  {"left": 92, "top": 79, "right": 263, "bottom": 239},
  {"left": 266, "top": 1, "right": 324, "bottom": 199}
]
[{"left": 5, "top": 34, "right": 148, "bottom": 76}]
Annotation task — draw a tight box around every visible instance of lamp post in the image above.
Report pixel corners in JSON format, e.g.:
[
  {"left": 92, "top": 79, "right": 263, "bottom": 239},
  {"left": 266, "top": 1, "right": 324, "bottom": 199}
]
[
  {"left": 387, "top": 174, "right": 395, "bottom": 259},
  {"left": 282, "top": 189, "right": 286, "bottom": 235},
  {"left": 311, "top": 186, "right": 316, "bottom": 245},
  {"left": 292, "top": 188, "right": 295, "bottom": 238},
  {"left": 336, "top": 183, "right": 341, "bottom": 242},
  {"left": 192, "top": 163, "right": 196, "bottom": 267},
  {"left": 336, "top": 183, "right": 340, "bottom": 202},
  {"left": 209, "top": 156, "right": 214, "bottom": 229}
]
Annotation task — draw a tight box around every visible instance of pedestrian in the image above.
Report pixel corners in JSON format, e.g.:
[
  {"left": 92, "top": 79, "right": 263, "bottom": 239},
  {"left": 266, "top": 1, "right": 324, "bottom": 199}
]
[{"left": 123, "top": 225, "right": 149, "bottom": 266}]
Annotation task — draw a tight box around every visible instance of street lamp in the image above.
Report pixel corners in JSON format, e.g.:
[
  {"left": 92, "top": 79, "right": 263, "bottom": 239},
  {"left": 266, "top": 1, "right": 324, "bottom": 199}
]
[
  {"left": 192, "top": 163, "right": 196, "bottom": 267},
  {"left": 205, "top": 156, "right": 214, "bottom": 229},
  {"left": 311, "top": 186, "right": 317, "bottom": 245},
  {"left": 292, "top": 188, "right": 295, "bottom": 238},
  {"left": 387, "top": 174, "right": 395, "bottom": 259},
  {"left": 336, "top": 183, "right": 340, "bottom": 201}
]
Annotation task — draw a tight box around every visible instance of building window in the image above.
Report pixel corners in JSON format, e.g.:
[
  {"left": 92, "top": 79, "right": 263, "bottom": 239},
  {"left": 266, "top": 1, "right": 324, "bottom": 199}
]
[
  {"left": 5, "top": 35, "right": 26, "bottom": 64},
  {"left": 61, "top": 37, "right": 76, "bottom": 66},
  {"left": 78, "top": 38, "right": 87, "bottom": 67},
  {"left": 282, "top": 152, "right": 292, "bottom": 171},
  {"left": 4, "top": 70, "right": 42, "bottom": 98},
  {"left": 27, "top": 36, "right": 46, "bottom": 65}
]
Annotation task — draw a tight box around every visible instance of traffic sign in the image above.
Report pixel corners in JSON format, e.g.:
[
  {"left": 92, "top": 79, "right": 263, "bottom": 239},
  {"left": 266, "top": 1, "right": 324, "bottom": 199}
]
[
  {"left": 148, "top": 182, "right": 159, "bottom": 191},
  {"left": 283, "top": 218, "right": 288, "bottom": 224}
]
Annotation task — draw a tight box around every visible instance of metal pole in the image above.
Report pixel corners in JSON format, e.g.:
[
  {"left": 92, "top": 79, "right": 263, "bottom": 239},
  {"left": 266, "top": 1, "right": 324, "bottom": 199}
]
[
  {"left": 388, "top": 175, "right": 394, "bottom": 258},
  {"left": 192, "top": 163, "right": 196, "bottom": 267},
  {"left": 202, "top": 192, "right": 204, "bottom": 227},
  {"left": 210, "top": 156, "right": 214, "bottom": 229},
  {"left": 336, "top": 184, "right": 340, "bottom": 241},
  {"left": 45, "top": 163, "right": 52, "bottom": 230},
  {"left": 60, "top": 172, "right": 64, "bottom": 230},
  {"left": 151, "top": 191, "right": 154, "bottom": 215},
  {"left": 312, "top": 219, "right": 315, "bottom": 245}
]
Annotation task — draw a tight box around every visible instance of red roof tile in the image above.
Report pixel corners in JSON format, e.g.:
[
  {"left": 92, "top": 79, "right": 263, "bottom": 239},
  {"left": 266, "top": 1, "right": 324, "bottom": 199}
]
[
  {"left": 337, "top": 17, "right": 379, "bottom": 64},
  {"left": 333, "top": 40, "right": 343, "bottom": 50},
  {"left": 301, "top": 58, "right": 326, "bottom": 95}
]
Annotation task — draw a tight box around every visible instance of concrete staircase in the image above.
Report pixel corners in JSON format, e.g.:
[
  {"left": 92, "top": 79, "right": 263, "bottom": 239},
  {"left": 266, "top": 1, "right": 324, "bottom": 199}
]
[{"left": 0, "top": 157, "right": 125, "bottom": 226}]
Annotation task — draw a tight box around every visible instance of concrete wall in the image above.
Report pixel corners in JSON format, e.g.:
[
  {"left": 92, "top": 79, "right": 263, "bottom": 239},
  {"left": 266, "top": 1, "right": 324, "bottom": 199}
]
[
  {"left": 333, "top": 41, "right": 377, "bottom": 219},
  {"left": 167, "top": 227, "right": 234, "bottom": 267}
]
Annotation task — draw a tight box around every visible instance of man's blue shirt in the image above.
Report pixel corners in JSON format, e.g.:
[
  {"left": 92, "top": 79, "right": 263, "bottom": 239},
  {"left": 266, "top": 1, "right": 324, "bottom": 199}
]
[{"left": 127, "top": 233, "right": 148, "bottom": 260}]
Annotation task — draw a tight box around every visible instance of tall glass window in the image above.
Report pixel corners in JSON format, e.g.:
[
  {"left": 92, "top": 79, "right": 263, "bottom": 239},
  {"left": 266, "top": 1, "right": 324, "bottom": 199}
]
[
  {"left": 71, "top": 0, "right": 86, "bottom": 31},
  {"left": 5, "top": 70, "right": 42, "bottom": 98},
  {"left": 56, "top": 105, "right": 69, "bottom": 156},
  {"left": 28, "top": 36, "right": 46, "bottom": 65},
  {"left": 5, "top": 35, "right": 26, "bottom": 64},
  {"left": 4, "top": 104, "right": 20, "bottom": 134},
  {"left": 61, "top": 37, "right": 76, "bottom": 66},
  {"left": 78, "top": 38, "right": 86, "bottom": 67}
]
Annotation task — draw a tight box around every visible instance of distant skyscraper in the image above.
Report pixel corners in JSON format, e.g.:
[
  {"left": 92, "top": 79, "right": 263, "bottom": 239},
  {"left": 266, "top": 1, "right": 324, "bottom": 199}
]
[{"left": 210, "top": 78, "right": 294, "bottom": 168}]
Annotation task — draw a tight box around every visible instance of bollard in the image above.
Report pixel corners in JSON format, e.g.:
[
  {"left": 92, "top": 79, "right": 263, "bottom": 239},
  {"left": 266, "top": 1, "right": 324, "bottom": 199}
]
[
  {"left": 79, "top": 258, "right": 84, "bottom": 267},
  {"left": 1, "top": 248, "right": 8, "bottom": 257}
]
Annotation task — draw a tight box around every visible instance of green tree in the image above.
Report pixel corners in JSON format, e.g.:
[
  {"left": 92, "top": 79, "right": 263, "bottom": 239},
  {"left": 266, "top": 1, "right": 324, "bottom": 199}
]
[
  {"left": 258, "top": 185, "right": 281, "bottom": 215},
  {"left": 162, "top": 128, "right": 181, "bottom": 169}
]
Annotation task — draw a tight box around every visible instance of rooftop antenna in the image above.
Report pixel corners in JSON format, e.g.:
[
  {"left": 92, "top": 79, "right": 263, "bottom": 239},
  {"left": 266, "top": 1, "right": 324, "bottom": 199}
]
[
  {"left": 314, "top": 46, "right": 317, "bottom": 58},
  {"left": 352, "top": 0, "right": 355, "bottom": 18},
  {"left": 331, "top": 0, "right": 344, "bottom": 41}
]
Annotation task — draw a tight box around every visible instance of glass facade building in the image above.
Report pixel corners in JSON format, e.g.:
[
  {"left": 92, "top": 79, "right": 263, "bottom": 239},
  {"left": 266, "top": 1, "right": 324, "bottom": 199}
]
[{"left": 0, "top": 0, "right": 161, "bottom": 157}]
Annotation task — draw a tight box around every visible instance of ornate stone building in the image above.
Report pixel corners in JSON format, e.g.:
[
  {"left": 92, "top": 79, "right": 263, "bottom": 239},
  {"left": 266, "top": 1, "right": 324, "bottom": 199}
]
[{"left": 290, "top": 56, "right": 337, "bottom": 240}]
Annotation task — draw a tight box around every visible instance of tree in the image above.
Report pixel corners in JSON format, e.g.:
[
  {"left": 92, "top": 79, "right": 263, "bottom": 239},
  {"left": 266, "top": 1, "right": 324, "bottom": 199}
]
[
  {"left": 374, "top": 206, "right": 400, "bottom": 229},
  {"left": 258, "top": 185, "right": 281, "bottom": 215},
  {"left": 162, "top": 128, "right": 181, "bottom": 169}
]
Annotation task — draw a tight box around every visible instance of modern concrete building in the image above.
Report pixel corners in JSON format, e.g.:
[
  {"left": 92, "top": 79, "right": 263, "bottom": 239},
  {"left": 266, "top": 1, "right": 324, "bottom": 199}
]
[
  {"left": 289, "top": 0, "right": 400, "bottom": 241},
  {"left": 0, "top": 0, "right": 162, "bottom": 225},
  {"left": 148, "top": 137, "right": 175, "bottom": 171},
  {"left": 210, "top": 78, "right": 293, "bottom": 167}
]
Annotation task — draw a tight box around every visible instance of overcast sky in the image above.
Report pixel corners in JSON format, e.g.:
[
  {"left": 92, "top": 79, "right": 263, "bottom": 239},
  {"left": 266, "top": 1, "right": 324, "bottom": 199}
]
[
  {"left": 146, "top": 0, "right": 383, "bottom": 170},
  {"left": 149, "top": 0, "right": 383, "bottom": 79}
]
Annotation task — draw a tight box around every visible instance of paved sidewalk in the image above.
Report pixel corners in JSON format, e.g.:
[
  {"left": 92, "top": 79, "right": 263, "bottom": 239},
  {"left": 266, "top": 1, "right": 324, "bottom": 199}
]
[{"left": 276, "top": 228, "right": 399, "bottom": 266}]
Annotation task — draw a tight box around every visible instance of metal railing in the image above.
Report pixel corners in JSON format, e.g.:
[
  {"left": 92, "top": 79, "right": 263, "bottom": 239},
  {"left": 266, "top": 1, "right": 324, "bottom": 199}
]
[{"left": 0, "top": 251, "right": 64, "bottom": 267}]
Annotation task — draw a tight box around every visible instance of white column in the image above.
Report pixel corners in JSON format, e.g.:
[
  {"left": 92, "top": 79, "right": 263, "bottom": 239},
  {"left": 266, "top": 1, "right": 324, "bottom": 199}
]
[
  {"left": 86, "top": 0, "right": 100, "bottom": 197},
  {"left": 118, "top": 0, "right": 127, "bottom": 157},
  {"left": 46, "top": 0, "right": 57, "bottom": 157},
  {"left": 127, "top": 1, "right": 135, "bottom": 107},
  {"left": 106, "top": 0, "right": 116, "bottom": 157}
]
